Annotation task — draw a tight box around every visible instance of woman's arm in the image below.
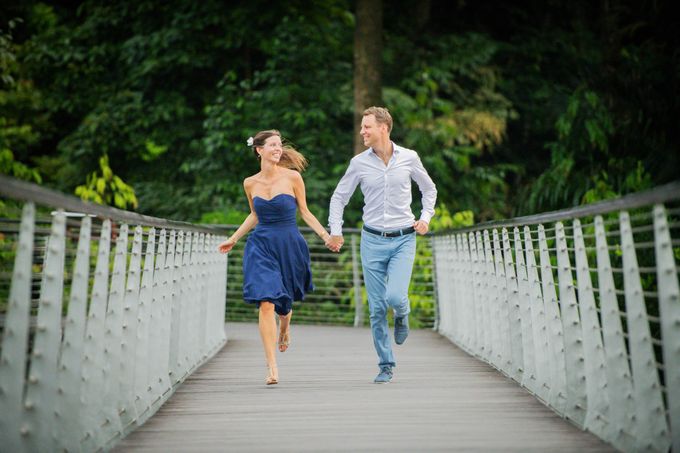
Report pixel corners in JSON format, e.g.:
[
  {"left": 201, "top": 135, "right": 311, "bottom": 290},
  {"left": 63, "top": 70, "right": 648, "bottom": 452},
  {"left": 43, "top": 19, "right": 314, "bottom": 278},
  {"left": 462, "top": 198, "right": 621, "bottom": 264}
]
[
  {"left": 291, "top": 172, "right": 331, "bottom": 244},
  {"left": 217, "top": 179, "right": 259, "bottom": 253}
]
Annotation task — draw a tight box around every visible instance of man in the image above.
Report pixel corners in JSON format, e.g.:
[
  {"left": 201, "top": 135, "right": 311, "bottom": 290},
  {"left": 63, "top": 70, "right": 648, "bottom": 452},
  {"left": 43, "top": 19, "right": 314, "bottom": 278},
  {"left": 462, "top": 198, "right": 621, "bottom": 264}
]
[{"left": 327, "top": 106, "right": 437, "bottom": 383}]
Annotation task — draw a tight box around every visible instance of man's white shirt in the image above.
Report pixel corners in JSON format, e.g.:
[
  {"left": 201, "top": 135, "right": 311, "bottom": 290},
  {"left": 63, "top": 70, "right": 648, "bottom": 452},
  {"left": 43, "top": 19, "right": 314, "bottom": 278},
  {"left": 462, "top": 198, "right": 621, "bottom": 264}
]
[{"left": 329, "top": 143, "right": 437, "bottom": 235}]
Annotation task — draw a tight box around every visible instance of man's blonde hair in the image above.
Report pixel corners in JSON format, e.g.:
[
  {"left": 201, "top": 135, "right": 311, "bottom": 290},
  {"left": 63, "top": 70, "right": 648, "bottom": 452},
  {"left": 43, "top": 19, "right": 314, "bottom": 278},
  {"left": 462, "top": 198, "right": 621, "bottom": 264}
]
[{"left": 363, "top": 106, "right": 393, "bottom": 133}]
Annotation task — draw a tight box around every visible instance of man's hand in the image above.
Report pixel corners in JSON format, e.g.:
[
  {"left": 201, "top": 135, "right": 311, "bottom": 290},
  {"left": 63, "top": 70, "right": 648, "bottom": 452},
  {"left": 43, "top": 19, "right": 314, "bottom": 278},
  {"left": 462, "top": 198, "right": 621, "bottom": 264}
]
[
  {"left": 414, "top": 220, "right": 429, "bottom": 235},
  {"left": 326, "top": 235, "right": 344, "bottom": 252}
]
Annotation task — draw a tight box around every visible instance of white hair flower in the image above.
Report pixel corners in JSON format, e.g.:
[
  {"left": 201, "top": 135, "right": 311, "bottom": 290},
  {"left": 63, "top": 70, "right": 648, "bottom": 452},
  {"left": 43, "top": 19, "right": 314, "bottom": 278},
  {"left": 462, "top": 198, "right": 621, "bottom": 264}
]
[{"left": 246, "top": 136, "right": 254, "bottom": 147}]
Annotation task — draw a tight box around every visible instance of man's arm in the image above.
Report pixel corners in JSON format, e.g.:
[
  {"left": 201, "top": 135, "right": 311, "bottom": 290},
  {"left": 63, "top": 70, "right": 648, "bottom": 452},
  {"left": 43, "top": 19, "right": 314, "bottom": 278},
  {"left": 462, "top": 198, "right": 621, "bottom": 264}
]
[
  {"left": 411, "top": 154, "right": 437, "bottom": 234},
  {"left": 328, "top": 159, "right": 360, "bottom": 250}
]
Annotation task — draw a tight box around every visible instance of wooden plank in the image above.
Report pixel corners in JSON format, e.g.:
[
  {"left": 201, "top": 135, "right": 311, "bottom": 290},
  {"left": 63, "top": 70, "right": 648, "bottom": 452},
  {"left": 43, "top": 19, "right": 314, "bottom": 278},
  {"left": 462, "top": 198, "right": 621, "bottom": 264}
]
[{"left": 115, "top": 323, "right": 614, "bottom": 452}]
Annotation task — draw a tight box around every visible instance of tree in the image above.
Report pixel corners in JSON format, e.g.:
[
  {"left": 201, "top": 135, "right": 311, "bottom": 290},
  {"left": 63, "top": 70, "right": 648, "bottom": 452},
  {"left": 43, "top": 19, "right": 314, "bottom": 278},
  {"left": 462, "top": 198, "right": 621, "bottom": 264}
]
[{"left": 353, "top": 0, "right": 383, "bottom": 155}]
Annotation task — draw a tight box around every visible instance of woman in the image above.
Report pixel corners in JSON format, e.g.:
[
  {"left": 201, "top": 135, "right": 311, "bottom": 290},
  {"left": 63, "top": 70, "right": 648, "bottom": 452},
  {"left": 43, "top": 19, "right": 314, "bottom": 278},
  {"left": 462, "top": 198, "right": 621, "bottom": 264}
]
[{"left": 217, "top": 130, "right": 332, "bottom": 385}]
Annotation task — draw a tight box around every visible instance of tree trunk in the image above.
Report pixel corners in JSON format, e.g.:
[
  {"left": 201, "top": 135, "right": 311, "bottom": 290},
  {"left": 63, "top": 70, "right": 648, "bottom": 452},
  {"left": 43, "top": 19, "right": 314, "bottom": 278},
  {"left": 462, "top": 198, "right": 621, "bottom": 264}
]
[{"left": 353, "top": 0, "right": 383, "bottom": 155}]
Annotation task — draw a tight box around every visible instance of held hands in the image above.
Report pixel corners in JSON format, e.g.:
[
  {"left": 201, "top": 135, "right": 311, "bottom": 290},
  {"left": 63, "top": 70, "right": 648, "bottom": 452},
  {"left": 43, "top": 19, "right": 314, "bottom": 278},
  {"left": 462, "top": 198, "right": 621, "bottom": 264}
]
[
  {"left": 326, "top": 235, "right": 344, "bottom": 253},
  {"left": 217, "top": 237, "right": 236, "bottom": 254},
  {"left": 414, "top": 220, "right": 429, "bottom": 235}
]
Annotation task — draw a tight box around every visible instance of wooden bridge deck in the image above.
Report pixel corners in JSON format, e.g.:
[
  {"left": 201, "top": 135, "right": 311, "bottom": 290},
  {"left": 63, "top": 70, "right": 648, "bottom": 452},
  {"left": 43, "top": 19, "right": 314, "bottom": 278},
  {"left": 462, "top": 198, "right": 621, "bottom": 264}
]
[{"left": 114, "top": 322, "right": 613, "bottom": 452}]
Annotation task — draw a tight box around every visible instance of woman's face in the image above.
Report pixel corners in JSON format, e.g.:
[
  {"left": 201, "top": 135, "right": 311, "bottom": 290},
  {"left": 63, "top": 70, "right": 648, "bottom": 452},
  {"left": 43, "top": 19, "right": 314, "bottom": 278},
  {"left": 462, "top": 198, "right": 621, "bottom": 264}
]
[{"left": 257, "top": 135, "right": 283, "bottom": 164}]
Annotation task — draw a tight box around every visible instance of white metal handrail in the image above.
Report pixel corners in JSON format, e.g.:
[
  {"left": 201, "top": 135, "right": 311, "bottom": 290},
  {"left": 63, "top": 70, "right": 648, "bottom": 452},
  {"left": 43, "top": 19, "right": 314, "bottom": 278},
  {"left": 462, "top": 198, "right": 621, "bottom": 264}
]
[
  {"left": 0, "top": 176, "right": 228, "bottom": 452},
  {"left": 433, "top": 183, "right": 680, "bottom": 453}
]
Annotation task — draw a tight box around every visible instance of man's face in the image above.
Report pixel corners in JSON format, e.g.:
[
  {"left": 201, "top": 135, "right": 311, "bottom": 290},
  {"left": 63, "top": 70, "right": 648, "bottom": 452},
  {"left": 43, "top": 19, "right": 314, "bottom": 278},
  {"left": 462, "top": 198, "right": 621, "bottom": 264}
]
[{"left": 360, "top": 114, "right": 386, "bottom": 148}]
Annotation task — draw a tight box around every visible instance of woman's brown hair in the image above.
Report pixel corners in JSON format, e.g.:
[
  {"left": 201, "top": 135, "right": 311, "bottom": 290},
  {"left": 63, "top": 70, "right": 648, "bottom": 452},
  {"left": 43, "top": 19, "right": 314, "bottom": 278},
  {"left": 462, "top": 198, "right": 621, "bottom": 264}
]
[{"left": 250, "top": 129, "right": 308, "bottom": 172}]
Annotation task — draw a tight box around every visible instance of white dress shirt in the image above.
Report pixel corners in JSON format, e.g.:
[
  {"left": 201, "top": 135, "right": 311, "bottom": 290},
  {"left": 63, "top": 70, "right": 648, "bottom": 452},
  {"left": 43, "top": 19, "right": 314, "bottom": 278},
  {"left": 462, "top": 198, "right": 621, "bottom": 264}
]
[{"left": 329, "top": 143, "right": 437, "bottom": 235}]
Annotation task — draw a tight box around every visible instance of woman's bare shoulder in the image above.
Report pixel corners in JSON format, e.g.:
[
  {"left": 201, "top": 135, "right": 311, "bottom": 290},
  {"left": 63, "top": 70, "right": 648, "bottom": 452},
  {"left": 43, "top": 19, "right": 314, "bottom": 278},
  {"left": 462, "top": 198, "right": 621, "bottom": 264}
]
[
  {"left": 243, "top": 174, "right": 260, "bottom": 186},
  {"left": 283, "top": 168, "right": 303, "bottom": 181}
]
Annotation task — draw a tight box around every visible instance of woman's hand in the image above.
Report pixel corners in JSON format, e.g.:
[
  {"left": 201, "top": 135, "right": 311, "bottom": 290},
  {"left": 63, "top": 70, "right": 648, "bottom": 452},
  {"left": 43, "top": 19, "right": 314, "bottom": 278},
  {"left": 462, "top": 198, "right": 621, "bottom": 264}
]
[
  {"left": 217, "top": 238, "right": 236, "bottom": 254},
  {"left": 326, "top": 235, "right": 343, "bottom": 252}
]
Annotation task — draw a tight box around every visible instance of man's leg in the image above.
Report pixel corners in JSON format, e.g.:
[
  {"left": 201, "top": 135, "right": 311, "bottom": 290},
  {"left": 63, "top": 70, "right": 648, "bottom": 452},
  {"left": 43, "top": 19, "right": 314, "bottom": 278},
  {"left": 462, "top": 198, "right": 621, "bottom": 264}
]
[
  {"left": 386, "top": 234, "right": 416, "bottom": 344},
  {"left": 360, "top": 231, "right": 394, "bottom": 368}
]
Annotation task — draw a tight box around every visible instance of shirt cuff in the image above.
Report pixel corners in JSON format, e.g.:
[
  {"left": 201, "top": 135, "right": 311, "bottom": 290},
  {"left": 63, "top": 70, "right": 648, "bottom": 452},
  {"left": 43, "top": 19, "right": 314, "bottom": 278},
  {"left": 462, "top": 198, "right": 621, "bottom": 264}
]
[
  {"left": 330, "top": 224, "right": 343, "bottom": 236},
  {"left": 419, "top": 213, "right": 433, "bottom": 224}
]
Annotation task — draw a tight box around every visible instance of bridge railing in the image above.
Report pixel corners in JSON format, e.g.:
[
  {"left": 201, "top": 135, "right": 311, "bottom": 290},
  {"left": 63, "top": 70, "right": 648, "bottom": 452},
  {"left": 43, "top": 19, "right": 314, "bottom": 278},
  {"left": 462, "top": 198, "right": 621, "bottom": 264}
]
[
  {"left": 0, "top": 175, "right": 228, "bottom": 452},
  {"left": 432, "top": 182, "right": 680, "bottom": 452}
]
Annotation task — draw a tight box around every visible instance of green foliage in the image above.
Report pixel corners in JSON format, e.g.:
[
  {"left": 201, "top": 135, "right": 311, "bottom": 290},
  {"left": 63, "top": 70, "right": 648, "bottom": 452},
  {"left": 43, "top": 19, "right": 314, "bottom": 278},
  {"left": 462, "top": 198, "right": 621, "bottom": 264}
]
[
  {"left": 521, "top": 82, "right": 655, "bottom": 212},
  {"left": 0, "top": 18, "right": 19, "bottom": 86},
  {"left": 3, "top": 0, "right": 678, "bottom": 225},
  {"left": 383, "top": 32, "right": 520, "bottom": 219},
  {"left": 0, "top": 148, "right": 41, "bottom": 182},
  {"left": 499, "top": 5, "right": 678, "bottom": 215},
  {"left": 201, "top": 10, "right": 353, "bottom": 222},
  {"left": 581, "top": 176, "right": 619, "bottom": 205},
  {"left": 75, "top": 154, "right": 138, "bottom": 209},
  {"left": 522, "top": 88, "right": 618, "bottom": 211},
  {"left": 199, "top": 209, "right": 248, "bottom": 226},
  {"left": 429, "top": 204, "right": 474, "bottom": 232},
  {"left": 141, "top": 140, "right": 168, "bottom": 162},
  {"left": 1, "top": 16, "right": 48, "bottom": 182}
]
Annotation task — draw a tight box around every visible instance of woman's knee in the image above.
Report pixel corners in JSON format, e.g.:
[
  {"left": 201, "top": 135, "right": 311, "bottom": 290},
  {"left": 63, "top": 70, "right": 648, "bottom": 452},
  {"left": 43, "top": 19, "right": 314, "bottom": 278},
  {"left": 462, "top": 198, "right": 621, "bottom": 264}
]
[{"left": 259, "top": 301, "right": 275, "bottom": 314}]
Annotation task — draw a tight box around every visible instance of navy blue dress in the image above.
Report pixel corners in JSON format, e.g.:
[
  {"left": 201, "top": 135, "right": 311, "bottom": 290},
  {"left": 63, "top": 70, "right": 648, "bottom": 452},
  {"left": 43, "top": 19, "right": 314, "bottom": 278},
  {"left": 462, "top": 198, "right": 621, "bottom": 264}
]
[{"left": 242, "top": 193, "right": 313, "bottom": 315}]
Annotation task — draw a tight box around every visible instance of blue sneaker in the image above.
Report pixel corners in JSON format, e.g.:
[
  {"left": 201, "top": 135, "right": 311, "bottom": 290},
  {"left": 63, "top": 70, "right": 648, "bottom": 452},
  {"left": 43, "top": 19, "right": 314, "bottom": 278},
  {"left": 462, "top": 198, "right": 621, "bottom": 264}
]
[
  {"left": 374, "top": 366, "right": 393, "bottom": 384},
  {"left": 394, "top": 315, "right": 409, "bottom": 345}
]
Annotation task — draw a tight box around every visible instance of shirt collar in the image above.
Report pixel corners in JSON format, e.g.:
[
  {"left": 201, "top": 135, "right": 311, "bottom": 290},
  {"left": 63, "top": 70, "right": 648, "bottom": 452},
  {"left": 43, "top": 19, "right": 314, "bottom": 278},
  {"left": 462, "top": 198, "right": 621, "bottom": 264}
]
[{"left": 370, "top": 141, "right": 400, "bottom": 156}]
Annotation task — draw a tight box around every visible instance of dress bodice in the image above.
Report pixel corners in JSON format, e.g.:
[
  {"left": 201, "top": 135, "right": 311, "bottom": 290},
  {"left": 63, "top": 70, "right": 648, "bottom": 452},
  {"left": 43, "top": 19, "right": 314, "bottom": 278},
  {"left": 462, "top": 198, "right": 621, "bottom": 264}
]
[{"left": 253, "top": 193, "right": 297, "bottom": 227}]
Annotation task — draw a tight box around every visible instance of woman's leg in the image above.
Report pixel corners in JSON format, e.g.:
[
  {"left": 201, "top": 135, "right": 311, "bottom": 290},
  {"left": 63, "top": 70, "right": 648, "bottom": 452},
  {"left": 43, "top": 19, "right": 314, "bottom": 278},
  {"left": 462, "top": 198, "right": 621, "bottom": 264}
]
[
  {"left": 278, "top": 310, "right": 292, "bottom": 352},
  {"left": 258, "top": 302, "right": 278, "bottom": 383}
]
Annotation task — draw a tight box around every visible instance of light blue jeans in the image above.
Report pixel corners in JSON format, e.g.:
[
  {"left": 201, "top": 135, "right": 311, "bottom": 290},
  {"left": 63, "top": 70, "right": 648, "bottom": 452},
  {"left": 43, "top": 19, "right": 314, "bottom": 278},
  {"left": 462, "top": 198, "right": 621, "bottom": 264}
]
[{"left": 360, "top": 229, "right": 416, "bottom": 368}]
